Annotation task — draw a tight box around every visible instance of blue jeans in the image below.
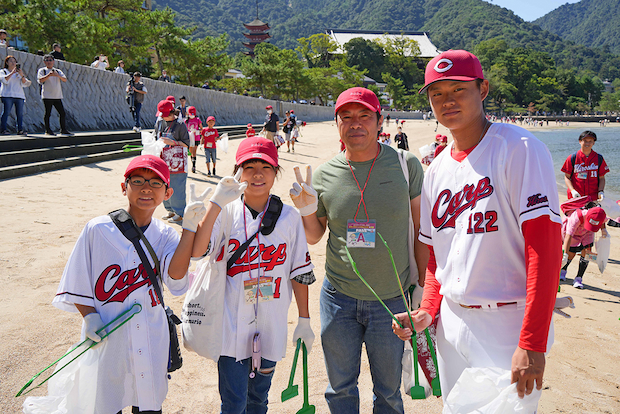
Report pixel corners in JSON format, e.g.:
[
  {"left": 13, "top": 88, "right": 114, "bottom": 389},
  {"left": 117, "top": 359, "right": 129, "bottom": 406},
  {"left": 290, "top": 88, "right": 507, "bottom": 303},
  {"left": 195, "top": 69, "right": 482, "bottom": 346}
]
[
  {"left": 163, "top": 172, "right": 186, "bottom": 216},
  {"left": 133, "top": 102, "right": 142, "bottom": 128},
  {"left": 218, "top": 356, "right": 277, "bottom": 414},
  {"left": 205, "top": 147, "right": 217, "bottom": 163},
  {"left": 1, "top": 96, "right": 24, "bottom": 132},
  {"left": 320, "top": 278, "right": 406, "bottom": 414}
]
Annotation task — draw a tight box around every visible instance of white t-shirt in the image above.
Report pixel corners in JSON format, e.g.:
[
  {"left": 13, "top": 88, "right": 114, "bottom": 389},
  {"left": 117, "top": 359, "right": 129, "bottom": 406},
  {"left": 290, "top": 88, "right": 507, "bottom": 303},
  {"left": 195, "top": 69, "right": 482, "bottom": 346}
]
[
  {"left": 206, "top": 198, "right": 313, "bottom": 362},
  {"left": 91, "top": 60, "right": 108, "bottom": 70},
  {"left": 53, "top": 216, "right": 188, "bottom": 412},
  {"left": 419, "top": 123, "right": 561, "bottom": 306},
  {"left": 0, "top": 68, "right": 31, "bottom": 99},
  {"left": 37, "top": 67, "right": 66, "bottom": 99}
]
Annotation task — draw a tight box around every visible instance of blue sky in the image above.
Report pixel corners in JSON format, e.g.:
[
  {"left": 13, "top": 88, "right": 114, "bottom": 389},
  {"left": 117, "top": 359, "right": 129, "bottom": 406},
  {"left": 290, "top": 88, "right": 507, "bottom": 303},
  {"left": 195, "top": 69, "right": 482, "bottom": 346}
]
[{"left": 482, "top": 0, "right": 581, "bottom": 22}]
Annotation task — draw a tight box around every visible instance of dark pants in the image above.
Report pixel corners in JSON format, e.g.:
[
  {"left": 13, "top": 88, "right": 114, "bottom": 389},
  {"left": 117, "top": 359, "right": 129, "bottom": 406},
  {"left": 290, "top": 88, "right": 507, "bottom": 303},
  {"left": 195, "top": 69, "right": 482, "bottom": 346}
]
[
  {"left": 116, "top": 407, "right": 162, "bottom": 414},
  {"left": 133, "top": 102, "right": 142, "bottom": 128},
  {"left": 43, "top": 98, "right": 67, "bottom": 133}
]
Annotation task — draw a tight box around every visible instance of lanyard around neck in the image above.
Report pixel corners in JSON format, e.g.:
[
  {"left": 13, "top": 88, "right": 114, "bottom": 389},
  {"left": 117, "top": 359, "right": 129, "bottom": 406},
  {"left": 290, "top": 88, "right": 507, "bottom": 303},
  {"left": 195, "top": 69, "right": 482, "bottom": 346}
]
[{"left": 347, "top": 144, "right": 380, "bottom": 222}]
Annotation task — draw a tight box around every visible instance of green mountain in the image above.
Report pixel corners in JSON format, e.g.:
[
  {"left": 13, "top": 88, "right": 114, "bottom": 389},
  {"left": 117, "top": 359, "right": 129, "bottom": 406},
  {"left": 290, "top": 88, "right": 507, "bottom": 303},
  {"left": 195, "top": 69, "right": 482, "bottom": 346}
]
[
  {"left": 534, "top": 0, "right": 620, "bottom": 55},
  {"left": 152, "top": 0, "right": 620, "bottom": 80}
]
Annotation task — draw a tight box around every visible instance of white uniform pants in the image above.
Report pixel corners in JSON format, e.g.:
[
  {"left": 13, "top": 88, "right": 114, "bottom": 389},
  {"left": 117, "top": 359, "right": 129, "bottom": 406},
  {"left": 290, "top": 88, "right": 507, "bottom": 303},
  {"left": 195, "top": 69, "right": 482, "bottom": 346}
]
[{"left": 436, "top": 298, "right": 554, "bottom": 404}]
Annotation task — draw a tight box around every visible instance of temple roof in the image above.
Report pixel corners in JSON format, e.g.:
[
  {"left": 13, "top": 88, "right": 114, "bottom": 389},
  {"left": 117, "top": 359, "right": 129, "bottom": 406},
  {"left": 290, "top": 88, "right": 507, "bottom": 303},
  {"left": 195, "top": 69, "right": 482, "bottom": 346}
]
[
  {"left": 243, "top": 32, "right": 271, "bottom": 40},
  {"left": 243, "top": 19, "right": 270, "bottom": 31}
]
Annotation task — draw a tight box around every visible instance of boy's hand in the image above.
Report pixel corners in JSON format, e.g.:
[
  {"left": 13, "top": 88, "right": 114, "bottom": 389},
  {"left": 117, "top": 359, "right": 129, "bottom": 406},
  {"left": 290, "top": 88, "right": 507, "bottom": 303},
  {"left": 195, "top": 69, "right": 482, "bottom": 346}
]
[
  {"left": 210, "top": 169, "right": 248, "bottom": 209},
  {"left": 84, "top": 313, "right": 106, "bottom": 349},
  {"left": 183, "top": 183, "right": 212, "bottom": 232},
  {"left": 290, "top": 165, "right": 317, "bottom": 216},
  {"left": 292, "top": 317, "right": 315, "bottom": 353}
]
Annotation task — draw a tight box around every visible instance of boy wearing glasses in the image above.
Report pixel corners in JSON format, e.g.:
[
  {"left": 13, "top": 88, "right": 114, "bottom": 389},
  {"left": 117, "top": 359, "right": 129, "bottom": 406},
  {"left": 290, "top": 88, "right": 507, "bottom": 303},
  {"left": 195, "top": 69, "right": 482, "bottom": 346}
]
[{"left": 52, "top": 155, "right": 204, "bottom": 414}]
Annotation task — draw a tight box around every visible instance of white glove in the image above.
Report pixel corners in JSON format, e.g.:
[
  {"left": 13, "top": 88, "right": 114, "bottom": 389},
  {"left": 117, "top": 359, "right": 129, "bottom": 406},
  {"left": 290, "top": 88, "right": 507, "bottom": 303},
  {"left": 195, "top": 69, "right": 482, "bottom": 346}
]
[
  {"left": 553, "top": 296, "right": 575, "bottom": 319},
  {"left": 290, "top": 165, "right": 318, "bottom": 216},
  {"left": 561, "top": 252, "right": 569, "bottom": 267},
  {"left": 570, "top": 189, "right": 581, "bottom": 198},
  {"left": 84, "top": 313, "right": 106, "bottom": 348},
  {"left": 601, "top": 228, "right": 609, "bottom": 238},
  {"left": 410, "top": 283, "right": 424, "bottom": 310},
  {"left": 183, "top": 184, "right": 212, "bottom": 232},
  {"left": 292, "top": 317, "right": 315, "bottom": 353},
  {"left": 210, "top": 169, "right": 248, "bottom": 209},
  {"left": 598, "top": 191, "right": 605, "bottom": 201}
]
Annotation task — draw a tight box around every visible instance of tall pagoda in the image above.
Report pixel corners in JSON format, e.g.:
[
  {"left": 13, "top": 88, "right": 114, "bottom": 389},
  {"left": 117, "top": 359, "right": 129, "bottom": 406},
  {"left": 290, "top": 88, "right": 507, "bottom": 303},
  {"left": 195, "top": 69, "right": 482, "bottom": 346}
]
[{"left": 242, "top": 2, "right": 270, "bottom": 57}]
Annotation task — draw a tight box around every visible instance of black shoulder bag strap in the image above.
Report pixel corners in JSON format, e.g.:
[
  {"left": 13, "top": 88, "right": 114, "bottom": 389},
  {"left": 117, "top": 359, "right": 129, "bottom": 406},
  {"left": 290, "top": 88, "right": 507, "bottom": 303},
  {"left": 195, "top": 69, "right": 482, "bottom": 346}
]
[
  {"left": 226, "top": 195, "right": 283, "bottom": 271},
  {"left": 108, "top": 209, "right": 166, "bottom": 308}
]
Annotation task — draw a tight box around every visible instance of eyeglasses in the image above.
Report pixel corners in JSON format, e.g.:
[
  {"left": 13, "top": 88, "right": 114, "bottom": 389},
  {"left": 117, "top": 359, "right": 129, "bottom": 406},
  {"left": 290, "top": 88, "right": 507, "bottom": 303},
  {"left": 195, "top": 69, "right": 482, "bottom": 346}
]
[
  {"left": 44, "top": 59, "right": 54, "bottom": 62},
  {"left": 127, "top": 176, "right": 166, "bottom": 188}
]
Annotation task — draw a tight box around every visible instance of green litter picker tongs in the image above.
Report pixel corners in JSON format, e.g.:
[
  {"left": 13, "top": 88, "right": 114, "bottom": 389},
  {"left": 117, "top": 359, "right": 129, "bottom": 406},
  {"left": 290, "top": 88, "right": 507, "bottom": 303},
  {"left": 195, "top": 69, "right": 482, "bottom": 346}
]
[
  {"left": 16, "top": 303, "right": 142, "bottom": 397},
  {"left": 281, "top": 338, "right": 302, "bottom": 401}
]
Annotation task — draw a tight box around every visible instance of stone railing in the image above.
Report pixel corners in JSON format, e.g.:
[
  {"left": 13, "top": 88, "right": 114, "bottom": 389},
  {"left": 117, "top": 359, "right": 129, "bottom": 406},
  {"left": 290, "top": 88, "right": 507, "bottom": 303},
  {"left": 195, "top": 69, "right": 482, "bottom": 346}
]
[{"left": 0, "top": 48, "right": 336, "bottom": 132}]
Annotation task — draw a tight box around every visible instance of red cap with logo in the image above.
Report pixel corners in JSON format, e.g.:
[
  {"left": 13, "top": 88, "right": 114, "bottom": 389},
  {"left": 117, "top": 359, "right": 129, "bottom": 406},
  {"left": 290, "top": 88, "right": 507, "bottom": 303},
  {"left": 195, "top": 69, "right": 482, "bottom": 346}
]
[
  {"left": 207, "top": 116, "right": 215, "bottom": 122},
  {"left": 419, "top": 50, "right": 485, "bottom": 94},
  {"left": 157, "top": 100, "right": 174, "bottom": 117},
  {"left": 236, "top": 137, "right": 278, "bottom": 167},
  {"left": 187, "top": 106, "right": 196, "bottom": 116},
  {"left": 335, "top": 87, "right": 381, "bottom": 115},
  {"left": 583, "top": 207, "right": 606, "bottom": 232},
  {"left": 124, "top": 155, "right": 170, "bottom": 185}
]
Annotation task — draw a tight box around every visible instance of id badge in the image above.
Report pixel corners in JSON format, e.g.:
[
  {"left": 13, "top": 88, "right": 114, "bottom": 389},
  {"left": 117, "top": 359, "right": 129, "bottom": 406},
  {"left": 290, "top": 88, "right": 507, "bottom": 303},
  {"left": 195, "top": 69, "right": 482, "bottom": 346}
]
[
  {"left": 347, "top": 219, "right": 376, "bottom": 248},
  {"left": 206, "top": 142, "right": 213, "bottom": 148},
  {"left": 577, "top": 172, "right": 588, "bottom": 180},
  {"left": 244, "top": 276, "right": 274, "bottom": 304}
]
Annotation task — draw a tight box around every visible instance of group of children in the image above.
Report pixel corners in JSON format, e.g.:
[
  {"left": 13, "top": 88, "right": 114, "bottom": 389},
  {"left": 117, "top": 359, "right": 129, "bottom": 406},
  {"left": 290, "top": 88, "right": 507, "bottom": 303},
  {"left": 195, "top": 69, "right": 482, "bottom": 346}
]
[{"left": 52, "top": 136, "right": 314, "bottom": 413}]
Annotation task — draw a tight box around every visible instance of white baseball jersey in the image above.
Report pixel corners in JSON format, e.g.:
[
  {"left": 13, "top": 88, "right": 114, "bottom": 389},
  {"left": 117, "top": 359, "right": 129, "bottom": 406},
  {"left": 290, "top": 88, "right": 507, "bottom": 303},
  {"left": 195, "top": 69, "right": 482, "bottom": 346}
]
[
  {"left": 53, "top": 216, "right": 188, "bottom": 412},
  {"left": 419, "top": 123, "right": 561, "bottom": 306},
  {"left": 206, "top": 198, "right": 313, "bottom": 362}
]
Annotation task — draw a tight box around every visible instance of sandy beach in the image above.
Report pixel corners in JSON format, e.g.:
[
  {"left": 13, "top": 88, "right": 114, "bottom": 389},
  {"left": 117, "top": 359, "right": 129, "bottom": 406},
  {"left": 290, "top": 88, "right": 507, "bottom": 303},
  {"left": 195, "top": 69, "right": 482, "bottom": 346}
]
[{"left": 1, "top": 119, "right": 620, "bottom": 413}]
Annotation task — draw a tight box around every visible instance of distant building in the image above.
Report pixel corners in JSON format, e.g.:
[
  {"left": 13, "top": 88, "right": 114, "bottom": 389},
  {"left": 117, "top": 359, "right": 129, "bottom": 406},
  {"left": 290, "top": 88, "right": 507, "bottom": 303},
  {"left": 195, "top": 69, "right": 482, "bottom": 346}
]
[
  {"left": 326, "top": 29, "right": 441, "bottom": 58},
  {"left": 224, "top": 68, "right": 246, "bottom": 79},
  {"left": 242, "top": 13, "right": 271, "bottom": 57}
]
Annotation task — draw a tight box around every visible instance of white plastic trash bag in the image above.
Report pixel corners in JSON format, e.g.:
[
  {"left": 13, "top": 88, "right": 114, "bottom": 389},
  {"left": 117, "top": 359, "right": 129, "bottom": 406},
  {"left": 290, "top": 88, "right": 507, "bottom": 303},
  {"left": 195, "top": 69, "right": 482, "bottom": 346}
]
[
  {"left": 595, "top": 234, "right": 611, "bottom": 273},
  {"left": 217, "top": 133, "right": 229, "bottom": 154},
  {"left": 443, "top": 367, "right": 541, "bottom": 414},
  {"left": 599, "top": 198, "right": 620, "bottom": 218},
  {"left": 419, "top": 144, "right": 435, "bottom": 166},
  {"left": 141, "top": 130, "right": 166, "bottom": 156},
  {"left": 402, "top": 340, "right": 432, "bottom": 398}
]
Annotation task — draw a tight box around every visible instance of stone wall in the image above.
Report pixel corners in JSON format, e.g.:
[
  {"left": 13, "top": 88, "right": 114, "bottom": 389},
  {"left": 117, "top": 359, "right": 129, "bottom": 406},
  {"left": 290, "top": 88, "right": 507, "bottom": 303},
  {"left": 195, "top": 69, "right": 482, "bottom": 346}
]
[{"left": 0, "top": 48, "right": 336, "bottom": 132}]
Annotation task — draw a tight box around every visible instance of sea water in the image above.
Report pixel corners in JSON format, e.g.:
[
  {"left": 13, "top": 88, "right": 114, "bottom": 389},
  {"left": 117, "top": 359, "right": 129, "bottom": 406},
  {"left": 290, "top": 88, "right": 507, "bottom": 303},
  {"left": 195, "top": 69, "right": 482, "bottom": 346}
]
[{"left": 529, "top": 127, "right": 620, "bottom": 201}]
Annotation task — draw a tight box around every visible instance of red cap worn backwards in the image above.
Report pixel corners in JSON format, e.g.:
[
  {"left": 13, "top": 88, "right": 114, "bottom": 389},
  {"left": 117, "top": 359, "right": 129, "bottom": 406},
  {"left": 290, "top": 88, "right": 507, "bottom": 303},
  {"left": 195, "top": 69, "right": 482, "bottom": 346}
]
[
  {"left": 419, "top": 50, "right": 485, "bottom": 94},
  {"left": 124, "top": 155, "right": 170, "bottom": 185},
  {"left": 335, "top": 87, "right": 381, "bottom": 115},
  {"left": 236, "top": 137, "right": 278, "bottom": 167}
]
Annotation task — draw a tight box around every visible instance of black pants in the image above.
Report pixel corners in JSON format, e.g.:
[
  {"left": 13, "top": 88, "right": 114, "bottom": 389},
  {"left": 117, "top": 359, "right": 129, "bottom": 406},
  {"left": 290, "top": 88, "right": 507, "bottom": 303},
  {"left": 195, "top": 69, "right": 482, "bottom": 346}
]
[
  {"left": 116, "top": 407, "right": 162, "bottom": 414},
  {"left": 43, "top": 98, "right": 67, "bottom": 133}
]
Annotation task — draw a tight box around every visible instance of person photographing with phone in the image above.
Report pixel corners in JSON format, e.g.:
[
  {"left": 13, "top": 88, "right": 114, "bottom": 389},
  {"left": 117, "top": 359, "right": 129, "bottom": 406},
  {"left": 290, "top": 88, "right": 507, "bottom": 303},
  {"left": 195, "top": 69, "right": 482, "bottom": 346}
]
[
  {"left": 37, "top": 54, "right": 72, "bottom": 136},
  {"left": 90, "top": 54, "right": 109, "bottom": 70}
]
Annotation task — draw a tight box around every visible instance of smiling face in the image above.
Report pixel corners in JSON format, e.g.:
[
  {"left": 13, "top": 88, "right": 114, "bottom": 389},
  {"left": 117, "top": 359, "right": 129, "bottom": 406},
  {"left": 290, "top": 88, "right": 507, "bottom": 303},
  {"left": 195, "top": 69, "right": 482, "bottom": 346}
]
[
  {"left": 121, "top": 168, "right": 172, "bottom": 217},
  {"left": 428, "top": 80, "right": 488, "bottom": 132},
  {"left": 579, "top": 136, "right": 595, "bottom": 154},
  {"left": 240, "top": 160, "right": 277, "bottom": 203},
  {"left": 336, "top": 103, "right": 383, "bottom": 160}
]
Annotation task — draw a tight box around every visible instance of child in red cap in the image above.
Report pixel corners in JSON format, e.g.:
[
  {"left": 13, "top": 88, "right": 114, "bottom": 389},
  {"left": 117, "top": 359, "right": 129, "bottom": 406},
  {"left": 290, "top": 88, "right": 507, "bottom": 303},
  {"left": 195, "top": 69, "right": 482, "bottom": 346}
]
[
  {"left": 185, "top": 106, "right": 202, "bottom": 174},
  {"left": 561, "top": 206, "right": 608, "bottom": 289},
  {"left": 191, "top": 137, "right": 315, "bottom": 414},
  {"left": 51, "top": 155, "right": 208, "bottom": 414},
  {"left": 200, "top": 115, "right": 219, "bottom": 176},
  {"left": 246, "top": 123, "right": 256, "bottom": 138}
]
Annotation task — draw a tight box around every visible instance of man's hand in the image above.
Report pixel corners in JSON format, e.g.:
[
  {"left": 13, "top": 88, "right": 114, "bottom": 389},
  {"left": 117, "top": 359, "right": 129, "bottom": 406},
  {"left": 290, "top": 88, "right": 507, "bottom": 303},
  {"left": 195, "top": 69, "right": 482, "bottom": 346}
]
[
  {"left": 511, "top": 347, "right": 545, "bottom": 399},
  {"left": 391, "top": 310, "right": 432, "bottom": 341},
  {"left": 183, "top": 183, "right": 211, "bottom": 232},
  {"left": 210, "top": 169, "right": 248, "bottom": 208},
  {"left": 290, "top": 165, "right": 317, "bottom": 216}
]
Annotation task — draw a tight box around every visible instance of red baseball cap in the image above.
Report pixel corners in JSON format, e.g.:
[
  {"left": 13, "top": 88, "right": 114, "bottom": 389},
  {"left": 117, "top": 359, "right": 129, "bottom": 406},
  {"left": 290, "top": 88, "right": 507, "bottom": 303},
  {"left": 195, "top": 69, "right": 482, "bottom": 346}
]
[
  {"left": 207, "top": 116, "right": 215, "bottom": 122},
  {"left": 290, "top": 110, "right": 294, "bottom": 114},
  {"left": 236, "top": 137, "right": 278, "bottom": 167},
  {"left": 124, "top": 155, "right": 170, "bottom": 185},
  {"left": 166, "top": 95, "right": 176, "bottom": 103},
  {"left": 419, "top": 50, "right": 485, "bottom": 94},
  {"left": 247, "top": 123, "right": 252, "bottom": 128},
  {"left": 187, "top": 106, "right": 196, "bottom": 115},
  {"left": 335, "top": 87, "right": 381, "bottom": 115},
  {"left": 157, "top": 100, "right": 174, "bottom": 117},
  {"left": 440, "top": 135, "right": 448, "bottom": 143},
  {"left": 266, "top": 105, "right": 273, "bottom": 110},
  {"left": 583, "top": 207, "right": 606, "bottom": 232}
]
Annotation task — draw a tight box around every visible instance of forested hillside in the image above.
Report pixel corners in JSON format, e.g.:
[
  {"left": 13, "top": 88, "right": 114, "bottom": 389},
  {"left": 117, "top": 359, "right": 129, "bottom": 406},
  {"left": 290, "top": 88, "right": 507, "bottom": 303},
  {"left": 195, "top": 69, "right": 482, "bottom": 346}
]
[
  {"left": 153, "top": 0, "right": 620, "bottom": 80},
  {"left": 534, "top": 0, "right": 620, "bottom": 55}
]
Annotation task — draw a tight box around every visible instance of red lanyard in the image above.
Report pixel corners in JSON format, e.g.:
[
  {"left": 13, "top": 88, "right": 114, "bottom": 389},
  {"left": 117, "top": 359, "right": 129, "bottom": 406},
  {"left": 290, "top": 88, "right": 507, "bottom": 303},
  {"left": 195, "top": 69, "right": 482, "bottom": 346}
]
[{"left": 347, "top": 144, "right": 380, "bottom": 222}]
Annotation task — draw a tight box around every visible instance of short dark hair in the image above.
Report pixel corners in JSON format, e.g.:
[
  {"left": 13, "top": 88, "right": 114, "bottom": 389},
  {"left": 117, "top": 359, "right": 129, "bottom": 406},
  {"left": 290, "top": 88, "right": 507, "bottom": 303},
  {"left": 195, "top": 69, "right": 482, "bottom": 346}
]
[
  {"left": 180, "top": 96, "right": 186, "bottom": 100},
  {"left": 133, "top": 71, "right": 142, "bottom": 77},
  {"left": 579, "top": 130, "right": 597, "bottom": 142},
  {"left": 43, "top": 54, "right": 54, "bottom": 61}
]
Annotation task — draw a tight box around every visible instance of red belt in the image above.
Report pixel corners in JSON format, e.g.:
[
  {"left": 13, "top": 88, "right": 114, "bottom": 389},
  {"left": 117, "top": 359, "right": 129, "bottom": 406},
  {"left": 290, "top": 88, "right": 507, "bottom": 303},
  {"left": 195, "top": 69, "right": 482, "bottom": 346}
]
[{"left": 459, "top": 302, "right": 517, "bottom": 309}]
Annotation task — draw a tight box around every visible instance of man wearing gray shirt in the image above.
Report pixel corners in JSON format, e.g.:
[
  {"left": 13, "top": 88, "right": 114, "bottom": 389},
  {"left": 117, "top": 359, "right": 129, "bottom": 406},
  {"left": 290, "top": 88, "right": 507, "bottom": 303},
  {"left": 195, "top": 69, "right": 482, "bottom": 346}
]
[{"left": 37, "top": 55, "right": 71, "bottom": 136}]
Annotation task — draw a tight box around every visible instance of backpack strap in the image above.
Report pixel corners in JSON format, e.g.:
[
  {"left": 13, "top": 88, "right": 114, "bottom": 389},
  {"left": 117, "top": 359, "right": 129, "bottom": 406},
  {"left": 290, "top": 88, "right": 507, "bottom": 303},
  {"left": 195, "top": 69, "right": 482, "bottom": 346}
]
[
  {"left": 226, "top": 195, "right": 283, "bottom": 270},
  {"left": 570, "top": 152, "right": 577, "bottom": 178},
  {"left": 108, "top": 209, "right": 165, "bottom": 308}
]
